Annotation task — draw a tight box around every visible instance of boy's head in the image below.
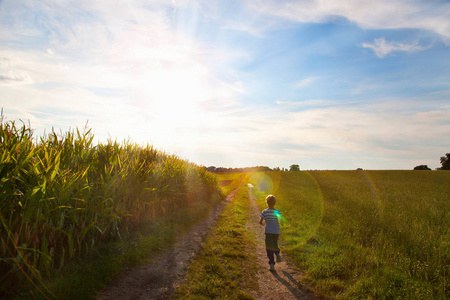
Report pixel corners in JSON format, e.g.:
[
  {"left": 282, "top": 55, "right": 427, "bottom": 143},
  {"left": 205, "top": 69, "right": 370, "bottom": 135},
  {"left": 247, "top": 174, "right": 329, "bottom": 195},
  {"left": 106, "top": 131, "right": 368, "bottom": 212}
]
[{"left": 266, "top": 194, "right": 276, "bottom": 207}]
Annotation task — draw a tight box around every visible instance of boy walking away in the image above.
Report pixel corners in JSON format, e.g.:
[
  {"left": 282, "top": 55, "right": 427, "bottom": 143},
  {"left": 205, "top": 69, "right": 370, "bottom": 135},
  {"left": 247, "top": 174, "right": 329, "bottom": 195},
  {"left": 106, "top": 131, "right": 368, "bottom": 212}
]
[{"left": 259, "top": 194, "right": 282, "bottom": 271}]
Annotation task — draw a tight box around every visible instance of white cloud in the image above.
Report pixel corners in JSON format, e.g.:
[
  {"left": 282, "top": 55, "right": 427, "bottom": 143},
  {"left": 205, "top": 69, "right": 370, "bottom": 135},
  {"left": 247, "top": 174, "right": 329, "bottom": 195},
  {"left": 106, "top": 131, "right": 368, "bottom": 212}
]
[
  {"left": 362, "top": 38, "right": 427, "bottom": 58},
  {"left": 431, "top": 90, "right": 450, "bottom": 96},
  {"left": 221, "top": 21, "right": 266, "bottom": 37},
  {"left": 275, "top": 99, "right": 336, "bottom": 108},
  {"left": 0, "top": 54, "right": 37, "bottom": 86},
  {"left": 293, "top": 76, "right": 319, "bottom": 89},
  {"left": 0, "top": 0, "right": 247, "bottom": 158},
  {"left": 351, "top": 81, "right": 381, "bottom": 95},
  {"left": 249, "top": 0, "right": 450, "bottom": 44},
  {"left": 176, "top": 94, "right": 449, "bottom": 169}
]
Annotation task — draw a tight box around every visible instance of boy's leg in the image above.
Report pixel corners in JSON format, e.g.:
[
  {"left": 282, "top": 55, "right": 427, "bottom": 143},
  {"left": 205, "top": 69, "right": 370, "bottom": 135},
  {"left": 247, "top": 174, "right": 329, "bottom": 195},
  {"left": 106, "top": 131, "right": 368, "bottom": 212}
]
[
  {"left": 265, "top": 234, "right": 279, "bottom": 266},
  {"left": 266, "top": 249, "right": 275, "bottom": 265},
  {"left": 276, "top": 251, "right": 282, "bottom": 262},
  {"left": 272, "top": 234, "right": 281, "bottom": 262}
]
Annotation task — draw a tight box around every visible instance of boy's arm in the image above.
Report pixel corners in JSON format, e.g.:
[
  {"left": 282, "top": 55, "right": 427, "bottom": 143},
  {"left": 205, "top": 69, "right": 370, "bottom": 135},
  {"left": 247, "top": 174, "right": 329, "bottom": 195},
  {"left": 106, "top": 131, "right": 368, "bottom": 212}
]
[{"left": 259, "top": 217, "right": 265, "bottom": 226}]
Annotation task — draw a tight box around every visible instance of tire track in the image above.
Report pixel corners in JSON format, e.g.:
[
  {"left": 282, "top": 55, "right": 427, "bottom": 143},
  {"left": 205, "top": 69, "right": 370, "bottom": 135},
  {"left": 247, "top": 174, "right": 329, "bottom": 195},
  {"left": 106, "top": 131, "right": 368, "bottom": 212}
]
[{"left": 97, "top": 189, "right": 238, "bottom": 300}]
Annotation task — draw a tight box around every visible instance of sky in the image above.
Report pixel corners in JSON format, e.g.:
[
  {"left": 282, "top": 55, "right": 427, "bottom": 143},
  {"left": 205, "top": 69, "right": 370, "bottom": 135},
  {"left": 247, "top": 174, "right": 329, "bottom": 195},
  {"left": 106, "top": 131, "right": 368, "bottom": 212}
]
[{"left": 1, "top": 0, "right": 450, "bottom": 170}]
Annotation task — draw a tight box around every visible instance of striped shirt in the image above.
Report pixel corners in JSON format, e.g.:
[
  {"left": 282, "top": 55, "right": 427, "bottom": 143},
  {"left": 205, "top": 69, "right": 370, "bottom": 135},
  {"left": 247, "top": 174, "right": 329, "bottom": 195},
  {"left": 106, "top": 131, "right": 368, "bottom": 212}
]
[{"left": 260, "top": 208, "right": 281, "bottom": 234}]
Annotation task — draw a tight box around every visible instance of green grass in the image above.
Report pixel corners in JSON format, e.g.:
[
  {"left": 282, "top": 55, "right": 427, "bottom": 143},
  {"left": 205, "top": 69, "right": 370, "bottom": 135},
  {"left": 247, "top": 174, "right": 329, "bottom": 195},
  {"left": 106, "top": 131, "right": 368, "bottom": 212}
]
[
  {"left": 217, "top": 172, "right": 246, "bottom": 196},
  {"left": 0, "top": 119, "right": 220, "bottom": 298},
  {"left": 250, "top": 170, "right": 449, "bottom": 299},
  {"left": 37, "top": 200, "right": 217, "bottom": 300},
  {"left": 28, "top": 223, "right": 176, "bottom": 300},
  {"left": 175, "top": 174, "right": 258, "bottom": 299}
]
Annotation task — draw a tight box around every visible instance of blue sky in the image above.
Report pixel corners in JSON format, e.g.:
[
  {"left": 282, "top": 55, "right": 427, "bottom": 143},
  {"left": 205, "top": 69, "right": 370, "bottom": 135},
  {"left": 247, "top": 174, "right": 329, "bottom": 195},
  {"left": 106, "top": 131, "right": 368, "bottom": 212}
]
[{"left": 1, "top": 0, "right": 450, "bottom": 170}]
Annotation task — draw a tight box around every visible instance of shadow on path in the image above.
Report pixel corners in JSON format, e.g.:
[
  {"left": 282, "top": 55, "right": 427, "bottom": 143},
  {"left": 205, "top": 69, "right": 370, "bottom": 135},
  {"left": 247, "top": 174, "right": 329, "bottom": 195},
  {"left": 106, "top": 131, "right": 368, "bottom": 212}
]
[
  {"left": 270, "top": 270, "right": 319, "bottom": 299},
  {"left": 270, "top": 270, "right": 303, "bottom": 298}
]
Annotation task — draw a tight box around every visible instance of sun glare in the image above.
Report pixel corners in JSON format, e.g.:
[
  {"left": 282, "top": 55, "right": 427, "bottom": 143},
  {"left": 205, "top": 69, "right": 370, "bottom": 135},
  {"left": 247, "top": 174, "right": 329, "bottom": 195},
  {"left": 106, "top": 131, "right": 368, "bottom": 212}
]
[
  {"left": 108, "top": 21, "right": 214, "bottom": 144},
  {"left": 146, "top": 68, "right": 208, "bottom": 131}
]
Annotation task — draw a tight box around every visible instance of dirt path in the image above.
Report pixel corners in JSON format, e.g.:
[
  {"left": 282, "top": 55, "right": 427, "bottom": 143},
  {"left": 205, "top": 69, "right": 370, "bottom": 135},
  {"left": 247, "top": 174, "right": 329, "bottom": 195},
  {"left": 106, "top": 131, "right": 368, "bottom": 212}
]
[
  {"left": 246, "top": 188, "right": 321, "bottom": 300},
  {"left": 96, "top": 189, "right": 238, "bottom": 300}
]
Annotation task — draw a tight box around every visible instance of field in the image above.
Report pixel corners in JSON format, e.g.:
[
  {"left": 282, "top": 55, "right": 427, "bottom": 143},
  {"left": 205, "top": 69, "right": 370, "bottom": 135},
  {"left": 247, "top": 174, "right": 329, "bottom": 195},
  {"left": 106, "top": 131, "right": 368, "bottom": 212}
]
[
  {"left": 0, "top": 120, "right": 221, "bottom": 299},
  {"left": 251, "top": 170, "right": 449, "bottom": 299},
  {"left": 2, "top": 119, "right": 449, "bottom": 299},
  {"left": 176, "top": 170, "right": 449, "bottom": 299}
]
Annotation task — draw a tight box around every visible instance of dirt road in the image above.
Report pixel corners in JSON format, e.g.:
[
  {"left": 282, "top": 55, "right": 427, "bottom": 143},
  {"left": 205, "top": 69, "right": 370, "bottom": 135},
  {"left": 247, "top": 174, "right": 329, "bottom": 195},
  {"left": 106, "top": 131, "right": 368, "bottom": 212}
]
[
  {"left": 96, "top": 189, "right": 238, "bottom": 300},
  {"left": 97, "top": 187, "right": 321, "bottom": 299},
  {"left": 246, "top": 189, "right": 321, "bottom": 300}
]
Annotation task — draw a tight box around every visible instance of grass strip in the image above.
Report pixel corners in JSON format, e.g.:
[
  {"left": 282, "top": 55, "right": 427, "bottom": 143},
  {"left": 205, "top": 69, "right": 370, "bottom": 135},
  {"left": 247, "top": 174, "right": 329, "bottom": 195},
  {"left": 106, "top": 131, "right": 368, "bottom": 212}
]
[{"left": 175, "top": 183, "right": 258, "bottom": 299}]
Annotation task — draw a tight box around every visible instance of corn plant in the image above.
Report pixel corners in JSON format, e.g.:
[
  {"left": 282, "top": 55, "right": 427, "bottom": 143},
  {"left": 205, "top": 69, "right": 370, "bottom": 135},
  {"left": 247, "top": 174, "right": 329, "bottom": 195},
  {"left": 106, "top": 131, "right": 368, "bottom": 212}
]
[{"left": 0, "top": 118, "right": 219, "bottom": 298}]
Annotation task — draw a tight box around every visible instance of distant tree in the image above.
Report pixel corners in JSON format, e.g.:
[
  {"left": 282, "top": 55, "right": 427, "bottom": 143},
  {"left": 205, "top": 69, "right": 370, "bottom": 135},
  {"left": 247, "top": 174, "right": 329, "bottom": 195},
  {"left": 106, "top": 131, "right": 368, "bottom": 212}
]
[
  {"left": 204, "top": 166, "right": 274, "bottom": 173},
  {"left": 289, "top": 164, "right": 300, "bottom": 171},
  {"left": 273, "top": 167, "right": 281, "bottom": 171},
  {"left": 414, "top": 165, "right": 431, "bottom": 170},
  {"left": 205, "top": 166, "right": 217, "bottom": 173},
  {"left": 439, "top": 153, "right": 450, "bottom": 170}
]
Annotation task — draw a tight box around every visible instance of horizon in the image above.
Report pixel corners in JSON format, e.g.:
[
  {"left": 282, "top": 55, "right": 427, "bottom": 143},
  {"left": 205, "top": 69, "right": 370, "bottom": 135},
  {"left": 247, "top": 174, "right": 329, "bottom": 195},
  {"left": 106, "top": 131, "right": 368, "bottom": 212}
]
[{"left": 1, "top": 0, "right": 450, "bottom": 170}]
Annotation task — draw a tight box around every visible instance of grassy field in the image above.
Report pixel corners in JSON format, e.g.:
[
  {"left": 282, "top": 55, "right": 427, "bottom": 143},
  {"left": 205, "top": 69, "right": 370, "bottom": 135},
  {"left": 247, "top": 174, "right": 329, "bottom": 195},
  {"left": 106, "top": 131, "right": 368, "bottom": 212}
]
[
  {"left": 0, "top": 120, "right": 221, "bottom": 299},
  {"left": 3, "top": 117, "right": 448, "bottom": 299},
  {"left": 251, "top": 170, "right": 449, "bottom": 299}
]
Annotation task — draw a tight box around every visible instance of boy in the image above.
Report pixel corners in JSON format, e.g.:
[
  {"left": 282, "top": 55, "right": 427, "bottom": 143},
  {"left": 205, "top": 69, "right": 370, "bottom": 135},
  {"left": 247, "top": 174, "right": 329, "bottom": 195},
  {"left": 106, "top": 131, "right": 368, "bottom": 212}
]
[{"left": 259, "top": 194, "right": 282, "bottom": 271}]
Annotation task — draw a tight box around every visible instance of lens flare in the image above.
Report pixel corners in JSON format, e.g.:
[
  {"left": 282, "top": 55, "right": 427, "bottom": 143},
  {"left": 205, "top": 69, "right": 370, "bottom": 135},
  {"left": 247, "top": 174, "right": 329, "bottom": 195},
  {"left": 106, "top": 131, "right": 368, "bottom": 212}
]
[
  {"left": 273, "top": 209, "right": 285, "bottom": 224},
  {"left": 248, "top": 172, "right": 279, "bottom": 195}
]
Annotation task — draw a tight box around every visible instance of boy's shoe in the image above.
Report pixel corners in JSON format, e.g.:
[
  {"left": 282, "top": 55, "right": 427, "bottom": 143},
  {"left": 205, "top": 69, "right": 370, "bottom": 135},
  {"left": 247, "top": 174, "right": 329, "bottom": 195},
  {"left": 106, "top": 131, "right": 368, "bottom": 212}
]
[
  {"left": 269, "top": 264, "right": 275, "bottom": 271},
  {"left": 276, "top": 254, "right": 282, "bottom": 262}
]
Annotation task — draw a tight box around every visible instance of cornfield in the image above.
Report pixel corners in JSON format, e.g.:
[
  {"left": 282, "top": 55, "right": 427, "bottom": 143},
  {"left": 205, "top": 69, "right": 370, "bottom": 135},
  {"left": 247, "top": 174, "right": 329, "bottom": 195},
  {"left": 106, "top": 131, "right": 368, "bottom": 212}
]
[{"left": 0, "top": 119, "right": 219, "bottom": 295}]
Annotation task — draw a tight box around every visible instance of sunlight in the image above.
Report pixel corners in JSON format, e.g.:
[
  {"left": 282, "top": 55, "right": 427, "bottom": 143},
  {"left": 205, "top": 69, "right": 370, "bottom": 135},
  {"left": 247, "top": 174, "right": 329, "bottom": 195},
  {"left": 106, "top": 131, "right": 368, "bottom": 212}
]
[
  {"left": 107, "top": 21, "right": 215, "bottom": 149},
  {"left": 148, "top": 67, "right": 208, "bottom": 127}
]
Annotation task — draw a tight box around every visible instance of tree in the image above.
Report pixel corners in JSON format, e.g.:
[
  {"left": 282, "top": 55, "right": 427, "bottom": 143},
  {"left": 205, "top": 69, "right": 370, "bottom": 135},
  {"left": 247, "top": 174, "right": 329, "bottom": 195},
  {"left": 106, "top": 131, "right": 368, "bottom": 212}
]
[
  {"left": 289, "top": 164, "right": 300, "bottom": 171},
  {"left": 439, "top": 153, "right": 450, "bottom": 170},
  {"left": 414, "top": 165, "right": 431, "bottom": 170}
]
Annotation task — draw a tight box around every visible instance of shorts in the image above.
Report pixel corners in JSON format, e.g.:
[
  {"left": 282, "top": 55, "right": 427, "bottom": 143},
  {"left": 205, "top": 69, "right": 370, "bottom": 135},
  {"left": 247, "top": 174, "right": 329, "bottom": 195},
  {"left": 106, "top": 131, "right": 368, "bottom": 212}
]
[{"left": 265, "top": 233, "right": 280, "bottom": 251}]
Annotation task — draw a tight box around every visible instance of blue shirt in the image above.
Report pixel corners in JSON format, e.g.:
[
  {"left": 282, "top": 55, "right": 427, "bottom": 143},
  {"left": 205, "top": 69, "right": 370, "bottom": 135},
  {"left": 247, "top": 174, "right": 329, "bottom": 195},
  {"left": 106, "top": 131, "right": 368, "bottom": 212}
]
[{"left": 260, "top": 208, "right": 281, "bottom": 234}]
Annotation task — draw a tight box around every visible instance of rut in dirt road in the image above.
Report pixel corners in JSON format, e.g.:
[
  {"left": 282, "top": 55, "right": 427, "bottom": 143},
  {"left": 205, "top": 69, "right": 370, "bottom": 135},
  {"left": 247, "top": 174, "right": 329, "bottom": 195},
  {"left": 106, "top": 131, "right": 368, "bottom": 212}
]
[
  {"left": 246, "top": 188, "right": 322, "bottom": 300},
  {"left": 96, "top": 189, "right": 238, "bottom": 300}
]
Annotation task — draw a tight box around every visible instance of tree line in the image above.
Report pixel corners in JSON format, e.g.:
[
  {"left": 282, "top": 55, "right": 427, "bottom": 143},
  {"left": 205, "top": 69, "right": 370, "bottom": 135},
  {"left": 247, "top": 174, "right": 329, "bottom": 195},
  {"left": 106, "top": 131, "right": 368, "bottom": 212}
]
[
  {"left": 414, "top": 152, "right": 450, "bottom": 170},
  {"left": 205, "top": 152, "right": 450, "bottom": 172},
  {"left": 205, "top": 164, "right": 301, "bottom": 173}
]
